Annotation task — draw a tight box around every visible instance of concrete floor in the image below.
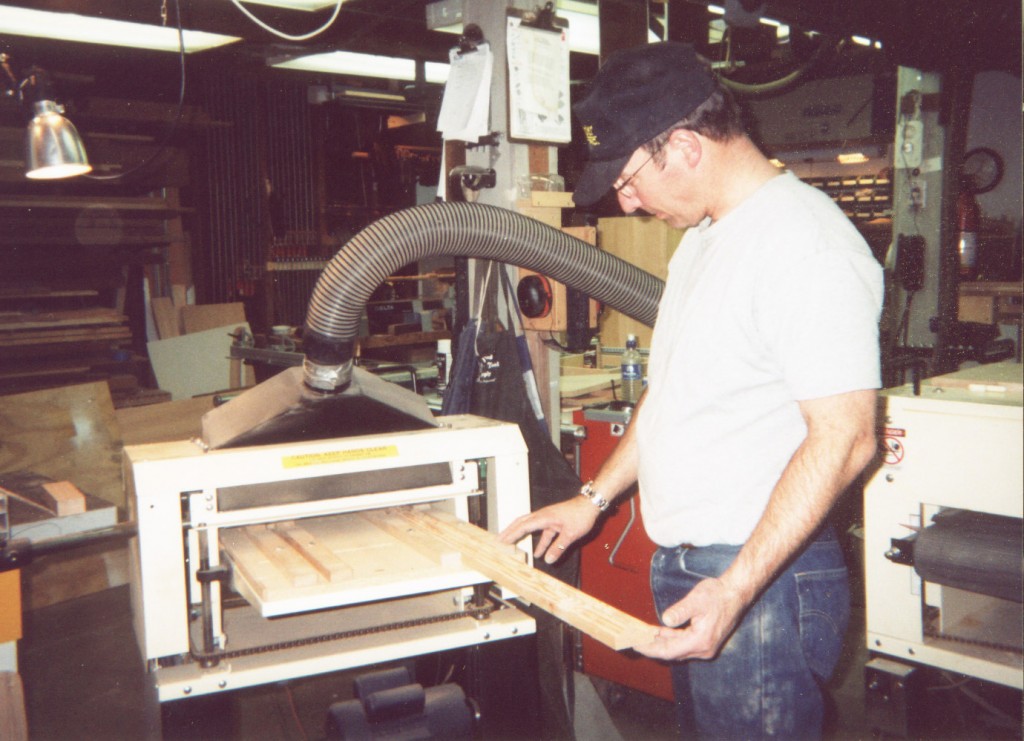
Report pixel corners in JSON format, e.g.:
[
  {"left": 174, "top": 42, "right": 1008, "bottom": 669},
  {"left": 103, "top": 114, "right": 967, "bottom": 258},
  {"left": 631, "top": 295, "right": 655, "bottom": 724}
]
[{"left": 16, "top": 584, "right": 1021, "bottom": 740}]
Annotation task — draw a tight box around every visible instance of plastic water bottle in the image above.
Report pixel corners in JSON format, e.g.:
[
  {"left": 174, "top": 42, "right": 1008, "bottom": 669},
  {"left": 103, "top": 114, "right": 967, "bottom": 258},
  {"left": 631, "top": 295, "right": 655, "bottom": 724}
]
[
  {"left": 620, "top": 334, "right": 642, "bottom": 404},
  {"left": 435, "top": 338, "right": 452, "bottom": 391}
]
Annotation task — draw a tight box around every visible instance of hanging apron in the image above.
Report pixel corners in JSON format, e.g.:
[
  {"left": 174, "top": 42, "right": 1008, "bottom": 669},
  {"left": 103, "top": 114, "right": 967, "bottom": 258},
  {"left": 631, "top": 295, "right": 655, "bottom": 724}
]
[{"left": 441, "top": 263, "right": 580, "bottom": 740}]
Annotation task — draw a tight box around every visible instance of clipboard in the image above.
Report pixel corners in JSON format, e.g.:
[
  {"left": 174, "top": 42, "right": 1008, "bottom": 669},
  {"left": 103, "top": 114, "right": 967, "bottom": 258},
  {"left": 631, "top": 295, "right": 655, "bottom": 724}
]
[{"left": 506, "top": 12, "right": 571, "bottom": 144}]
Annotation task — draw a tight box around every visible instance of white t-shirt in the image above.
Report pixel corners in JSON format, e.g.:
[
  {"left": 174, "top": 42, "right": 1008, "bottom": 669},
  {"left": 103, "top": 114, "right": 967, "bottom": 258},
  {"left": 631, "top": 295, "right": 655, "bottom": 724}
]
[{"left": 636, "top": 171, "right": 883, "bottom": 547}]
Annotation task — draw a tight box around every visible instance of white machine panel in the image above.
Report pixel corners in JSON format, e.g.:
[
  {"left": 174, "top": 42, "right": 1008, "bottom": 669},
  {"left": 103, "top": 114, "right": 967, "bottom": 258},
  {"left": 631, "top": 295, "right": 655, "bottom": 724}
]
[{"left": 864, "top": 363, "right": 1023, "bottom": 689}]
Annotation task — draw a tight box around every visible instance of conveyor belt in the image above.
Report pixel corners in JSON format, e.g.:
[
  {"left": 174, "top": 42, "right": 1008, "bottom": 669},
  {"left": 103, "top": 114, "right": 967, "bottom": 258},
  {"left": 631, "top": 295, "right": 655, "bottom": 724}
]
[{"left": 189, "top": 601, "right": 496, "bottom": 664}]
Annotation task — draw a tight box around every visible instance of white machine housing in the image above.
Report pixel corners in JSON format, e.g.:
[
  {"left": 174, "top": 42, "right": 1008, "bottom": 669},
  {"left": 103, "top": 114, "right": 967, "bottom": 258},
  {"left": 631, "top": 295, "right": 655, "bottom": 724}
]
[
  {"left": 125, "top": 414, "right": 536, "bottom": 703},
  {"left": 864, "top": 363, "right": 1023, "bottom": 689}
]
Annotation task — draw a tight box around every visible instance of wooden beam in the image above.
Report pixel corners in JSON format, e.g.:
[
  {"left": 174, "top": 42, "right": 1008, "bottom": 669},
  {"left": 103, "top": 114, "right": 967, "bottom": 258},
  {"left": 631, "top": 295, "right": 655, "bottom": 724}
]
[
  {"left": 274, "top": 524, "right": 354, "bottom": 582},
  {"left": 362, "top": 507, "right": 659, "bottom": 651},
  {"left": 241, "top": 527, "right": 319, "bottom": 588}
]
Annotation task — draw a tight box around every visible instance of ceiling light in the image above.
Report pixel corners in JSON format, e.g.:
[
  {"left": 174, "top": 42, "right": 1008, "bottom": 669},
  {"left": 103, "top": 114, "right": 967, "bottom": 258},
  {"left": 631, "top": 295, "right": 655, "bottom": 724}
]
[
  {"left": 851, "top": 36, "right": 884, "bottom": 50},
  {"left": 427, "top": 0, "right": 616, "bottom": 55},
  {"left": 239, "top": 0, "right": 340, "bottom": 10},
  {"left": 273, "top": 51, "right": 450, "bottom": 84},
  {"left": 0, "top": 5, "right": 240, "bottom": 53},
  {"left": 837, "top": 152, "right": 870, "bottom": 165}
]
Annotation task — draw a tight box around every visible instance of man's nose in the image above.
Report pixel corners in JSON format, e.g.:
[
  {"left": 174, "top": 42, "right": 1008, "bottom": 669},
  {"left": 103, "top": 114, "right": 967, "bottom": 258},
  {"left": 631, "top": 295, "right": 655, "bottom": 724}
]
[{"left": 617, "top": 191, "right": 642, "bottom": 213}]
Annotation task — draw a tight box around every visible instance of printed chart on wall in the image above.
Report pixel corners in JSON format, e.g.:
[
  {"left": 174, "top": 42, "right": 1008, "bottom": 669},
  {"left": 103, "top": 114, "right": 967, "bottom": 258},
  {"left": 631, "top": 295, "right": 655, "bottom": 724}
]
[{"left": 506, "top": 16, "right": 571, "bottom": 144}]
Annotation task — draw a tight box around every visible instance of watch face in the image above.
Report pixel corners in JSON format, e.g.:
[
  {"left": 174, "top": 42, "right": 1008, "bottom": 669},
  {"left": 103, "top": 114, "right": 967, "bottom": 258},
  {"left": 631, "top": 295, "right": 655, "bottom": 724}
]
[{"left": 962, "top": 147, "right": 1004, "bottom": 194}]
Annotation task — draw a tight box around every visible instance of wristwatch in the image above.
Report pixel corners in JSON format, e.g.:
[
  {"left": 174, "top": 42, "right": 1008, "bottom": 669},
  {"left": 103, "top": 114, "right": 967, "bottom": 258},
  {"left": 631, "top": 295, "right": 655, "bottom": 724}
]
[{"left": 579, "top": 480, "right": 610, "bottom": 512}]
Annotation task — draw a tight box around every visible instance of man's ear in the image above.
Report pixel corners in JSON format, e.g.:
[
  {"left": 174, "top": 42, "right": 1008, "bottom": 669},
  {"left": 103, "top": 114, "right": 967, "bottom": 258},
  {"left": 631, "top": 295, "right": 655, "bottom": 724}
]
[{"left": 667, "top": 128, "right": 702, "bottom": 169}]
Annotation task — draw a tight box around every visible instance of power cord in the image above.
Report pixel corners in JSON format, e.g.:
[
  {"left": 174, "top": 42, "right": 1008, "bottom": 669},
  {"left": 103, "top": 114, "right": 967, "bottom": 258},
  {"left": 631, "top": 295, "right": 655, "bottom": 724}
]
[
  {"left": 231, "top": 0, "right": 344, "bottom": 41},
  {"left": 83, "top": 0, "right": 187, "bottom": 181}
]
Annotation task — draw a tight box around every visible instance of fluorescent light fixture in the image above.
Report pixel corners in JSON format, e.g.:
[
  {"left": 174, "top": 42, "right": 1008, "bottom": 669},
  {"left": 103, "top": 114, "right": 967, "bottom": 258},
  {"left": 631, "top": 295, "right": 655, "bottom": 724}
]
[
  {"left": 707, "top": 5, "right": 791, "bottom": 39},
  {"left": 851, "top": 35, "right": 884, "bottom": 49},
  {"left": 274, "top": 51, "right": 450, "bottom": 84},
  {"left": 0, "top": 5, "right": 240, "bottom": 52},
  {"left": 428, "top": 0, "right": 622, "bottom": 55},
  {"left": 343, "top": 89, "right": 407, "bottom": 102},
  {"left": 560, "top": 8, "right": 600, "bottom": 55},
  {"left": 239, "top": 0, "right": 339, "bottom": 10},
  {"left": 837, "top": 152, "right": 870, "bottom": 165}
]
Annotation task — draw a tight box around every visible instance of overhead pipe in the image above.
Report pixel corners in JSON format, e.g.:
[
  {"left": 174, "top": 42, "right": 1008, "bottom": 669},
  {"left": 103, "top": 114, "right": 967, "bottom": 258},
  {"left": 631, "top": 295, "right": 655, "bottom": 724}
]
[{"left": 302, "top": 201, "right": 665, "bottom": 392}]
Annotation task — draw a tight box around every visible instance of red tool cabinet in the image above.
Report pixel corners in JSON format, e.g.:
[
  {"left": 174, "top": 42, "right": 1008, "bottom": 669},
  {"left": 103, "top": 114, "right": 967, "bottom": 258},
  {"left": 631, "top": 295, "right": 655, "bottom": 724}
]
[{"left": 574, "top": 404, "right": 673, "bottom": 701}]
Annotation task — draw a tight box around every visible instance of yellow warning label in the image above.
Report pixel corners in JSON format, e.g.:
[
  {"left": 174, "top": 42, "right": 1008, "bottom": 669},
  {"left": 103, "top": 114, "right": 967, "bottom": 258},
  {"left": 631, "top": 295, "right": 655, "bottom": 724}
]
[{"left": 282, "top": 445, "right": 399, "bottom": 469}]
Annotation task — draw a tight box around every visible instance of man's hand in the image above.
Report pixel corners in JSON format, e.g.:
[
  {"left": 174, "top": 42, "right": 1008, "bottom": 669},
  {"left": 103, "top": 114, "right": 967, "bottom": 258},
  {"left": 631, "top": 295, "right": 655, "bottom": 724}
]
[
  {"left": 498, "top": 497, "right": 601, "bottom": 564},
  {"left": 634, "top": 577, "right": 747, "bottom": 661}
]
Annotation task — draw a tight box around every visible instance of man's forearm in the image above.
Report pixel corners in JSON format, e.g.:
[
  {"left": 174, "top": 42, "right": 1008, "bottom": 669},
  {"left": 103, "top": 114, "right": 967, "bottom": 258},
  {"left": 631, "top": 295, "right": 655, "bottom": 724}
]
[{"left": 716, "top": 390, "right": 877, "bottom": 607}]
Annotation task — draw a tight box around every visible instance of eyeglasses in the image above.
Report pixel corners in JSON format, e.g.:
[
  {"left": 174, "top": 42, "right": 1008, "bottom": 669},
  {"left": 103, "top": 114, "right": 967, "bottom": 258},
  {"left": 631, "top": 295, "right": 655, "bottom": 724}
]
[{"left": 613, "top": 151, "right": 656, "bottom": 198}]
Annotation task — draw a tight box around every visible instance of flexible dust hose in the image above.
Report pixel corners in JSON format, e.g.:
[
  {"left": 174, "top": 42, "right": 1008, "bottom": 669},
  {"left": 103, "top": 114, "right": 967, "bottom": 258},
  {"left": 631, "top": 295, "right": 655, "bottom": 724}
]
[{"left": 302, "top": 201, "right": 665, "bottom": 391}]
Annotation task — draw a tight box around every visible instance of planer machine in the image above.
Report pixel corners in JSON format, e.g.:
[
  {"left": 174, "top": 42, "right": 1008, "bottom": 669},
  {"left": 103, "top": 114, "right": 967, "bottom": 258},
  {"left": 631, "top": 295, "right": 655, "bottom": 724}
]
[
  {"left": 126, "top": 366, "right": 537, "bottom": 703},
  {"left": 863, "top": 362, "right": 1022, "bottom": 733}
]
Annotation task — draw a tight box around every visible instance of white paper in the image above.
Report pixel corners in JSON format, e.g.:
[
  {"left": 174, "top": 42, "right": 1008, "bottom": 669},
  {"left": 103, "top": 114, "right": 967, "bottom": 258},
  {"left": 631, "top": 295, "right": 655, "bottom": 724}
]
[
  {"left": 437, "top": 42, "right": 493, "bottom": 142},
  {"left": 507, "top": 18, "right": 571, "bottom": 143}
]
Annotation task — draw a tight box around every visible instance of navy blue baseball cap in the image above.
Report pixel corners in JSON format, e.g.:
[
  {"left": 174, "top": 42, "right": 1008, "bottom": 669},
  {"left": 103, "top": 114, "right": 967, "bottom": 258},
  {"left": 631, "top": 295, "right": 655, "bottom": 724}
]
[{"left": 572, "top": 42, "right": 717, "bottom": 207}]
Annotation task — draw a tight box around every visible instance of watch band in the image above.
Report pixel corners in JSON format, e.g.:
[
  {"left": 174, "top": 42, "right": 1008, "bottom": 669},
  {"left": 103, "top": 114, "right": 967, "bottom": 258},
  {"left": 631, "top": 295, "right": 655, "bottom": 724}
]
[{"left": 579, "top": 480, "right": 610, "bottom": 512}]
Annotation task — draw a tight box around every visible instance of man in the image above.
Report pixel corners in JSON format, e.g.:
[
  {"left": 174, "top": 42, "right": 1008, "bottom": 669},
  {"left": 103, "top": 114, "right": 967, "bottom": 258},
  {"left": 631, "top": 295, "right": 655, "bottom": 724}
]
[{"left": 500, "top": 42, "right": 882, "bottom": 738}]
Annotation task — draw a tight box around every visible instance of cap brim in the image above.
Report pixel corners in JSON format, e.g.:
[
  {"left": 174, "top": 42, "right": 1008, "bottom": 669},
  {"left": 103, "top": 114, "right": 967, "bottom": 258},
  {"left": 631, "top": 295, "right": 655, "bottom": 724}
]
[{"left": 572, "top": 153, "right": 630, "bottom": 208}]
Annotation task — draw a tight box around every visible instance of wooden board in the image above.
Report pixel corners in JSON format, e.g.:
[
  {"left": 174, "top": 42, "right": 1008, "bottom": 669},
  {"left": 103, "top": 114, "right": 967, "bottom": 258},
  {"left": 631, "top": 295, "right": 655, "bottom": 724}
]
[
  {"left": 180, "top": 302, "right": 247, "bottom": 334},
  {"left": 150, "top": 296, "right": 180, "bottom": 339},
  {"left": 219, "top": 511, "right": 488, "bottom": 615},
  {"left": 40, "top": 480, "right": 86, "bottom": 516},
  {"left": 0, "top": 671, "right": 28, "bottom": 741},
  {"left": 596, "top": 216, "right": 683, "bottom": 350},
  {"left": 0, "top": 307, "right": 127, "bottom": 331},
  {"left": 559, "top": 368, "right": 620, "bottom": 398},
  {"left": 362, "top": 507, "right": 659, "bottom": 651},
  {"left": 0, "top": 307, "right": 131, "bottom": 355},
  {"left": 115, "top": 394, "right": 215, "bottom": 445}
]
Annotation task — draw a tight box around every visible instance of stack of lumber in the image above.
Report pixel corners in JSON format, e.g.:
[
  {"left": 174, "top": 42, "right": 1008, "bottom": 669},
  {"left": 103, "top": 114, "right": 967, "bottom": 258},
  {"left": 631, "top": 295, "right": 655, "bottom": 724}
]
[
  {"left": 0, "top": 305, "right": 144, "bottom": 396},
  {"left": 0, "top": 307, "right": 130, "bottom": 351}
]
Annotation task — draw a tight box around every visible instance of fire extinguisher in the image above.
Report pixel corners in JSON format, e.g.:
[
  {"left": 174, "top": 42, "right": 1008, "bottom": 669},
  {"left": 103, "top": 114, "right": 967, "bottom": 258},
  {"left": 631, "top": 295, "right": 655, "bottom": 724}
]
[{"left": 956, "top": 183, "right": 980, "bottom": 281}]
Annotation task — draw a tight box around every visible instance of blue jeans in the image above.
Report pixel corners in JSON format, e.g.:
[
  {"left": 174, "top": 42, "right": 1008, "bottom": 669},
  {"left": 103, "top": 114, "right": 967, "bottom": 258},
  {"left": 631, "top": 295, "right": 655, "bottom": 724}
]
[{"left": 650, "top": 531, "right": 849, "bottom": 740}]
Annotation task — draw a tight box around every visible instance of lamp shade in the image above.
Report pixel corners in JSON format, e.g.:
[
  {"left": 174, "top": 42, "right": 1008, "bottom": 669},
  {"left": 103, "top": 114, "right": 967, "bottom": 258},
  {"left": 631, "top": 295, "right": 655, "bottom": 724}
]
[{"left": 25, "top": 100, "right": 92, "bottom": 179}]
